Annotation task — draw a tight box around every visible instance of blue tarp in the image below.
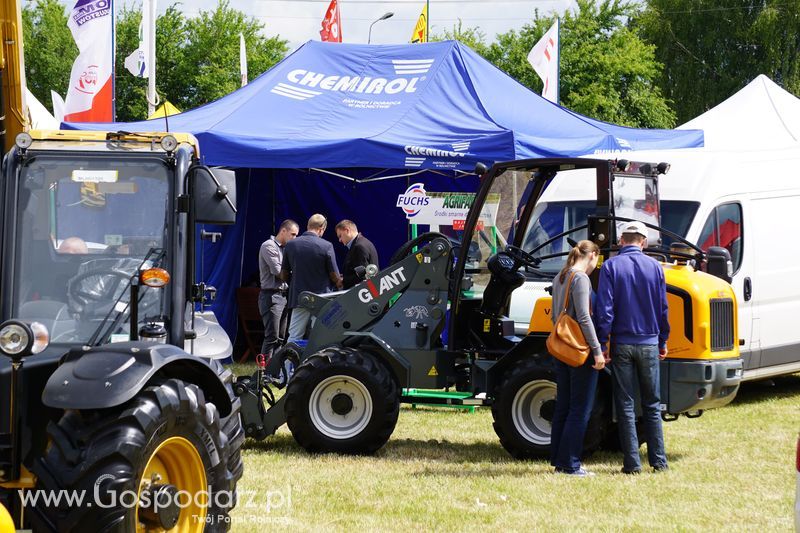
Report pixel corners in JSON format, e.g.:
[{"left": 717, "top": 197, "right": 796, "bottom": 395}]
[{"left": 67, "top": 40, "right": 703, "bottom": 168}]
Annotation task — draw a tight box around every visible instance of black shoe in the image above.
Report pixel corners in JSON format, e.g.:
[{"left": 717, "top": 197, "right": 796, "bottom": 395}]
[
  {"left": 621, "top": 467, "right": 641, "bottom": 475},
  {"left": 653, "top": 464, "right": 669, "bottom": 472}
]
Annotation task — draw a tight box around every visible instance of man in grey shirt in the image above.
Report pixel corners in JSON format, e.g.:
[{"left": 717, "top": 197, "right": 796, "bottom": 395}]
[
  {"left": 280, "top": 214, "right": 342, "bottom": 343},
  {"left": 259, "top": 219, "right": 298, "bottom": 358}
]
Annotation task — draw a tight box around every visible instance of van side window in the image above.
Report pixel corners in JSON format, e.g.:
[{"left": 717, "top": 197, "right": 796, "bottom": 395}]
[{"left": 699, "top": 203, "right": 743, "bottom": 273}]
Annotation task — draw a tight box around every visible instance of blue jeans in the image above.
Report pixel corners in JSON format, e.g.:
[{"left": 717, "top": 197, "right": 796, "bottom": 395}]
[
  {"left": 550, "top": 358, "right": 599, "bottom": 472},
  {"left": 287, "top": 307, "right": 313, "bottom": 343},
  {"left": 611, "top": 344, "right": 668, "bottom": 471}
]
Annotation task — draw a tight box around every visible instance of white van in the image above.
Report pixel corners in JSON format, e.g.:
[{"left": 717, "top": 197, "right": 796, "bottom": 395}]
[{"left": 509, "top": 147, "right": 800, "bottom": 381}]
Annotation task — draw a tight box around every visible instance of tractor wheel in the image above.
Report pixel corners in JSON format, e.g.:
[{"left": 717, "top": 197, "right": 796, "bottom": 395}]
[
  {"left": 492, "top": 359, "right": 556, "bottom": 459},
  {"left": 285, "top": 346, "right": 399, "bottom": 454},
  {"left": 30, "top": 378, "right": 243, "bottom": 532}
]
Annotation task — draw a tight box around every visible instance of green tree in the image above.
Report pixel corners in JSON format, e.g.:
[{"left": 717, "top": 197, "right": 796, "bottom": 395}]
[
  {"left": 434, "top": 1, "right": 675, "bottom": 128},
  {"left": 487, "top": 0, "right": 676, "bottom": 128},
  {"left": 180, "top": 0, "right": 288, "bottom": 110},
  {"left": 23, "top": 0, "right": 289, "bottom": 121},
  {"left": 115, "top": 5, "right": 190, "bottom": 121},
  {"left": 635, "top": 0, "right": 800, "bottom": 124},
  {"left": 22, "top": 0, "right": 77, "bottom": 114}
]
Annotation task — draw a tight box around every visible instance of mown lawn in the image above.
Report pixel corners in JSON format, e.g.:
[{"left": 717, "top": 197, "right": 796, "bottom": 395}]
[{"left": 227, "top": 365, "right": 799, "bottom": 531}]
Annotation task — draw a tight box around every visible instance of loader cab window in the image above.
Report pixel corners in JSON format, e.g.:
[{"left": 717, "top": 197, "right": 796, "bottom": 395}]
[{"left": 699, "top": 202, "right": 743, "bottom": 273}]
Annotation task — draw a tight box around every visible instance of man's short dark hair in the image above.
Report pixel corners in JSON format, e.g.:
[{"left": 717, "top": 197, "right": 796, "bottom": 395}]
[
  {"left": 335, "top": 219, "right": 357, "bottom": 232},
  {"left": 280, "top": 219, "right": 299, "bottom": 232},
  {"left": 620, "top": 232, "right": 646, "bottom": 245}
]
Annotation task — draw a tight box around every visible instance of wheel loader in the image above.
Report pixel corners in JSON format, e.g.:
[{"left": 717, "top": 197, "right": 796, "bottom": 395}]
[{"left": 237, "top": 157, "right": 744, "bottom": 458}]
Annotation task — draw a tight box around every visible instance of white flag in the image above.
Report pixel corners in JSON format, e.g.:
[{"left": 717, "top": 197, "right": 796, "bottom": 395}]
[
  {"left": 124, "top": 0, "right": 154, "bottom": 78},
  {"left": 64, "top": 0, "right": 114, "bottom": 122},
  {"left": 51, "top": 90, "right": 66, "bottom": 124},
  {"left": 239, "top": 33, "right": 248, "bottom": 87},
  {"left": 527, "top": 19, "right": 559, "bottom": 103}
]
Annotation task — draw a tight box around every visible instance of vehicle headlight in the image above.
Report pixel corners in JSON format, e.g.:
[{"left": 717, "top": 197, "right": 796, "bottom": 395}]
[
  {"left": 160, "top": 135, "right": 178, "bottom": 152},
  {"left": 15, "top": 132, "right": 33, "bottom": 150},
  {"left": 0, "top": 320, "right": 49, "bottom": 359}
]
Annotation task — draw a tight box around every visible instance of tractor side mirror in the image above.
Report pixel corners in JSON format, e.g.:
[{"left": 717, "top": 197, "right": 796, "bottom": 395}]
[
  {"left": 706, "top": 246, "right": 733, "bottom": 284},
  {"left": 190, "top": 166, "right": 237, "bottom": 225}
]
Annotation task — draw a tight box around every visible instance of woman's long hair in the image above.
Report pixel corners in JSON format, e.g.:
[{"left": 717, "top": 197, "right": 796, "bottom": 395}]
[{"left": 558, "top": 240, "right": 600, "bottom": 282}]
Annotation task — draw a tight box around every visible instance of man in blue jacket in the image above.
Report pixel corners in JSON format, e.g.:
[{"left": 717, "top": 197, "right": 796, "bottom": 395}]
[{"left": 595, "top": 220, "right": 669, "bottom": 474}]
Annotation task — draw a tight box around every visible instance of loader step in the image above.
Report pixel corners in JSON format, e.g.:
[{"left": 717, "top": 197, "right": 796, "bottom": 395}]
[{"left": 402, "top": 388, "right": 488, "bottom": 412}]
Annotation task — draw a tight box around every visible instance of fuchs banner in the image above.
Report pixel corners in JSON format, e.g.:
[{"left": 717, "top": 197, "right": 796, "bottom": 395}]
[{"left": 64, "top": 0, "right": 114, "bottom": 122}]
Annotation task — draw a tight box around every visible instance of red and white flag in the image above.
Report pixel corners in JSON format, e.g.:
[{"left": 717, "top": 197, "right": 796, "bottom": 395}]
[
  {"left": 527, "top": 19, "right": 559, "bottom": 104},
  {"left": 64, "top": 0, "right": 114, "bottom": 122},
  {"left": 319, "top": 0, "right": 342, "bottom": 43}
]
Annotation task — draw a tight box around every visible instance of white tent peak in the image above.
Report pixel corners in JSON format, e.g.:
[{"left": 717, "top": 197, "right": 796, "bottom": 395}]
[{"left": 679, "top": 74, "right": 800, "bottom": 150}]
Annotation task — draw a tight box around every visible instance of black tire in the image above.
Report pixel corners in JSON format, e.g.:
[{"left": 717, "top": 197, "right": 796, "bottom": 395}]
[
  {"left": 492, "top": 359, "right": 557, "bottom": 459},
  {"left": 285, "top": 346, "right": 399, "bottom": 454},
  {"left": 30, "top": 378, "right": 243, "bottom": 532}
]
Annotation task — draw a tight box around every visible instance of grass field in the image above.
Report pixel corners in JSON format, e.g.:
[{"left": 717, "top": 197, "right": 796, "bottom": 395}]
[{"left": 227, "top": 365, "right": 799, "bottom": 531}]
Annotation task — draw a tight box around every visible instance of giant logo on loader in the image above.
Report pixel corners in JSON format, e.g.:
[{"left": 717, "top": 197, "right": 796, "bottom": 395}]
[{"left": 358, "top": 266, "right": 407, "bottom": 303}]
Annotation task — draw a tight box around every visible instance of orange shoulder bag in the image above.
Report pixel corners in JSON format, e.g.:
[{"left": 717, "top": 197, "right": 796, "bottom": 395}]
[{"left": 546, "top": 271, "right": 591, "bottom": 367}]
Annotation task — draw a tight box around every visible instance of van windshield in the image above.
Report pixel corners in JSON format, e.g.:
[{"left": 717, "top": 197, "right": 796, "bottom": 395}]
[{"left": 521, "top": 199, "right": 700, "bottom": 278}]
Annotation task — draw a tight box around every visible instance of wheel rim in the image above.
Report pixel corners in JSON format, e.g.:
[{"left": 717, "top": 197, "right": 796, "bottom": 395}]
[
  {"left": 309, "top": 375, "right": 373, "bottom": 439},
  {"left": 136, "top": 436, "right": 207, "bottom": 532},
  {"left": 511, "top": 379, "right": 556, "bottom": 445}
]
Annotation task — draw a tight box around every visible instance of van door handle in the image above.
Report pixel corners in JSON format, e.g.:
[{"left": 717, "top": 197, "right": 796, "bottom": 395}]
[{"left": 743, "top": 277, "right": 752, "bottom": 302}]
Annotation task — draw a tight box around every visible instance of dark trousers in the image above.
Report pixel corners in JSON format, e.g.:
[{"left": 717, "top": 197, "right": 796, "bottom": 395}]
[
  {"left": 611, "top": 343, "right": 668, "bottom": 471},
  {"left": 550, "top": 358, "right": 599, "bottom": 472},
  {"left": 258, "top": 289, "right": 287, "bottom": 357}
]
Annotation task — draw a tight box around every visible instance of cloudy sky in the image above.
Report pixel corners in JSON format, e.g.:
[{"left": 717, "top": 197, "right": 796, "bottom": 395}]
[{"left": 161, "top": 0, "right": 574, "bottom": 48}]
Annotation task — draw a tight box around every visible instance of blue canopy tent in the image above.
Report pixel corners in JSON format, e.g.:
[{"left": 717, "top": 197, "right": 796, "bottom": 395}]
[{"left": 66, "top": 40, "right": 703, "bottom": 339}]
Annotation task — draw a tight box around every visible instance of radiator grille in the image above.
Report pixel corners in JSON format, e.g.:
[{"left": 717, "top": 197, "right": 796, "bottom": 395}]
[{"left": 710, "top": 298, "right": 735, "bottom": 352}]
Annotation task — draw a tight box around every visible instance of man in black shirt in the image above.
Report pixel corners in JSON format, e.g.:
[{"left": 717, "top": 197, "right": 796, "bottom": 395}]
[{"left": 335, "top": 220, "right": 379, "bottom": 289}]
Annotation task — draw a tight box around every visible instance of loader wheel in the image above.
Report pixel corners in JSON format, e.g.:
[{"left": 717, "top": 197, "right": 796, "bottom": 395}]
[
  {"left": 492, "top": 359, "right": 556, "bottom": 459},
  {"left": 285, "top": 346, "right": 399, "bottom": 454},
  {"left": 30, "top": 378, "right": 243, "bottom": 532}
]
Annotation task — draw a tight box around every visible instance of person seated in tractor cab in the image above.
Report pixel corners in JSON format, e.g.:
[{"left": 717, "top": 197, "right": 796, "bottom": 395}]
[{"left": 57, "top": 236, "right": 89, "bottom": 254}]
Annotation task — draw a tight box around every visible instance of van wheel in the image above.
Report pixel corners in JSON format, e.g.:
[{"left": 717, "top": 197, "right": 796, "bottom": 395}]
[
  {"left": 285, "top": 346, "right": 399, "bottom": 454},
  {"left": 492, "top": 359, "right": 556, "bottom": 459},
  {"left": 30, "top": 378, "right": 242, "bottom": 532}
]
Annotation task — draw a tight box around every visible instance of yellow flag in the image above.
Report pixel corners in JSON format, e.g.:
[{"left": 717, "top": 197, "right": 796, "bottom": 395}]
[{"left": 410, "top": 4, "right": 427, "bottom": 43}]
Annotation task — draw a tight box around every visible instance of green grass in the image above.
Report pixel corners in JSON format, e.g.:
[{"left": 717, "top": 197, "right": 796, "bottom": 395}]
[{"left": 228, "top": 365, "right": 799, "bottom": 531}]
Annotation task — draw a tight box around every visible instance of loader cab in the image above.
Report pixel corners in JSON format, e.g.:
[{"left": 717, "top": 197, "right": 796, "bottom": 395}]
[{"left": 448, "top": 157, "right": 681, "bottom": 353}]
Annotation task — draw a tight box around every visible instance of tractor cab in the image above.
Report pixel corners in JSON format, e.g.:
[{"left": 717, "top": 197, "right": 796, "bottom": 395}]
[{"left": 0, "top": 130, "right": 246, "bottom": 530}]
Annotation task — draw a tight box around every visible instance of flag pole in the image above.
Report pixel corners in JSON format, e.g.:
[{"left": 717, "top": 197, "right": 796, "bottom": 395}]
[
  {"left": 556, "top": 17, "right": 560, "bottom": 106},
  {"left": 426, "top": 0, "right": 429, "bottom": 41},
  {"left": 147, "top": 0, "right": 157, "bottom": 116}
]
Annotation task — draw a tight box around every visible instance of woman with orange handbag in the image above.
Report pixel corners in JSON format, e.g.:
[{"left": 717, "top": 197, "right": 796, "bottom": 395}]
[{"left": 549, "top": 240, "right": 605, "bottom": 476}]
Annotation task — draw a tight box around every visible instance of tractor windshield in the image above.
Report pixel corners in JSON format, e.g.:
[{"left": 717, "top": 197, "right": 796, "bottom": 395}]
[{"left": 10, "top": 154, "right": 171, "bottom": 345}]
